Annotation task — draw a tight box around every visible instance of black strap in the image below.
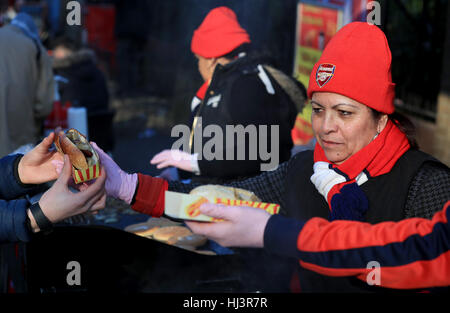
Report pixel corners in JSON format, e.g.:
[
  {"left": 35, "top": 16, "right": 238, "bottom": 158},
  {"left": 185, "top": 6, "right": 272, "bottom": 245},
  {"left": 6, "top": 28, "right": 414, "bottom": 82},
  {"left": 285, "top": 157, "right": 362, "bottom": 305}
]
[{"left": 29, "top": 202, "right": 53, "bottom": 233}]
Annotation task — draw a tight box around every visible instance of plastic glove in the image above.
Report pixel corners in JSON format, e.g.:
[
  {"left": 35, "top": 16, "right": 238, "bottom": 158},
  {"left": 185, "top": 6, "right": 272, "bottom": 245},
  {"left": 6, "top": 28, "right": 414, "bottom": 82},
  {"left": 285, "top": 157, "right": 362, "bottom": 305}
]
[
  {"left": 150, "top": 150, "right": 199, "bottom": 174},
  {"left": 91, "top": 142, "right": 138, "bottom": 204}
]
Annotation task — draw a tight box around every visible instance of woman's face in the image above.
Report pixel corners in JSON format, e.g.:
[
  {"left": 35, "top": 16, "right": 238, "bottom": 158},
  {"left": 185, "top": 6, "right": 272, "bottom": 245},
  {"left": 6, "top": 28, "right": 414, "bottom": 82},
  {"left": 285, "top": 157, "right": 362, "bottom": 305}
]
[
  {"left": 311, "top": 92, "right": 387, "bottom": 165},
  {"left": 196, "top": 54, "right": 215, "bottom": 82}
]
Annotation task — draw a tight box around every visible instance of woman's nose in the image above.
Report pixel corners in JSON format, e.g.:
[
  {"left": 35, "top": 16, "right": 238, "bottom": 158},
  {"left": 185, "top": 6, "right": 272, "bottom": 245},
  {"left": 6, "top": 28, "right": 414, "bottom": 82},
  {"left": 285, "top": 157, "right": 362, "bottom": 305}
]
[{"left": 321, "top": 113, "right": 338, "bottom": 134}]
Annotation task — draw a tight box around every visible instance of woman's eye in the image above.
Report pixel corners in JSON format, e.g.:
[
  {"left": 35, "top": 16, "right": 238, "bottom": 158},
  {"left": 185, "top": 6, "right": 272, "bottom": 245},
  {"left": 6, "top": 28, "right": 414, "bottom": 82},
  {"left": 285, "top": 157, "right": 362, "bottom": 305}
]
[
  {"left": 312, "top": 107, "right": 322, "bottom": 113},
  {"left": 339, "top": 110, "right": 352, "bottom": 116}
]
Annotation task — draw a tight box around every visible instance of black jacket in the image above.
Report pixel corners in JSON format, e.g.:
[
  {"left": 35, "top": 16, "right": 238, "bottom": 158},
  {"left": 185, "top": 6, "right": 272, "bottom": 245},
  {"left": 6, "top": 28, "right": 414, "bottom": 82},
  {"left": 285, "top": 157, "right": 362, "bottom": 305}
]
[{"left": 189, "top": 53, "right": 300, "bottom": 183}]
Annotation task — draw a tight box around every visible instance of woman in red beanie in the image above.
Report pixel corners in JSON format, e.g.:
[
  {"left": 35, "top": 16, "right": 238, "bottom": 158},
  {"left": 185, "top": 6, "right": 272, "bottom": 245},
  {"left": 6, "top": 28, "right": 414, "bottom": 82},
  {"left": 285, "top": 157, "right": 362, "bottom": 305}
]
[
  {"left": 149, "top": 6, "right": 303, "bottom": 184},
  {"left": 93, "top": 22, "right": 450, "bottom": 292}
]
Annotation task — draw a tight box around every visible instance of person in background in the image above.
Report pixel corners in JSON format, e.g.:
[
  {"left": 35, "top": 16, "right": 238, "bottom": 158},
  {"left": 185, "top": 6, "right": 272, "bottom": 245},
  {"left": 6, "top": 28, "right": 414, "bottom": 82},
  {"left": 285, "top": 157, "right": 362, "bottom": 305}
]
[
  {"left": 52, "top": 36, "right": 110, "bottom": 115},
  {"left": 52, "top": 36, "right": 114, "bottom": 152},
  {"left": 0, "top": 12, "right": 54, "bottom": 157},
  {"left": 151, "top": 6, "right": 302, "bottom": 184},
  {"left": 1, "top": 0, "right": 23, "bottom": 24}
]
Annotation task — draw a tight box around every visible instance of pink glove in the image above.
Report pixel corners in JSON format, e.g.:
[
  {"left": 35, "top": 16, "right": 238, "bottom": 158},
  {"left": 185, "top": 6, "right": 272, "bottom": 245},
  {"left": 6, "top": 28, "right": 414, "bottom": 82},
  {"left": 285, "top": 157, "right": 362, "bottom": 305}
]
[
  {"left": 150, "top": 149, "right": 200, "bottom": 174},
  {"left": 91, "top": 142, "right": 138, "bottom": 204}
]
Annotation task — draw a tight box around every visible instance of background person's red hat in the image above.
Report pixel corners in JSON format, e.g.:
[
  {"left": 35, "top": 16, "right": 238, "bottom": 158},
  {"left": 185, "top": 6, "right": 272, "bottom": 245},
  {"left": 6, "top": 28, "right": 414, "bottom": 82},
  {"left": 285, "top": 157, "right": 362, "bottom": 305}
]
[
  {"left": 307, "top": 22, "right": 396, "bottom": 114},
  {"left": 191, "top": 6, "right": 251, "bottom": 58}
]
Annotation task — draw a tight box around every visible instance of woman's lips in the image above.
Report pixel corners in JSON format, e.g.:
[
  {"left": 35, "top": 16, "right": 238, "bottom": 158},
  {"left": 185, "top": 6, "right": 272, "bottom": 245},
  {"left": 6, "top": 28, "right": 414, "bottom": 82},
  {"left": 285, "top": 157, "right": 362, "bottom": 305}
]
[{"left": 321, "top": 139, "right": 342, "bottom": 147}]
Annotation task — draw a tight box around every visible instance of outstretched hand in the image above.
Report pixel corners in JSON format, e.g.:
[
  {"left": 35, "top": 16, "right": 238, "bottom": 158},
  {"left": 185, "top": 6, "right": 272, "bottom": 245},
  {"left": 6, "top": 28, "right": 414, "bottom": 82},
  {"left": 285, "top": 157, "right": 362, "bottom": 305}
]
[
  {"left": 18, "top": 132, "right": 64, "bottom": 184},
  {"left": 150, "top": 149, "right": 195, "bottom": 172},
  {"left": 91, "top": 142, "right": 137, "bottom": 204},
  {"left": 185, "top": 203, "right": 270, "bottom": 248}
]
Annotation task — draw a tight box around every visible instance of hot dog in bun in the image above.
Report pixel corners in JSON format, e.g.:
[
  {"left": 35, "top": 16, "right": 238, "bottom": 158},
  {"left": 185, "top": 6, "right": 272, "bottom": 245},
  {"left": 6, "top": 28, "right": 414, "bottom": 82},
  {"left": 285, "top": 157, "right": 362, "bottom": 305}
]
[{"left": 54, "top": 128, "right": 99, "bottom": 170}]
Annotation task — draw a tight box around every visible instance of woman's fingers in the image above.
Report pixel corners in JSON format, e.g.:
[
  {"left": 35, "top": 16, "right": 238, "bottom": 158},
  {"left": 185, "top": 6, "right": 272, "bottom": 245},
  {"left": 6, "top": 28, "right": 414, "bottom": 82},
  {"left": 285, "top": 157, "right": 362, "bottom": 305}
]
[
  {"left": 156, "top": 160, "right": 173, "bottom": 169},
  {"left": 91, "top": 142, "right": 113, "bottom": 163},
  {"left": 150, "top": 150, "right": 170, "bottom": 164}
]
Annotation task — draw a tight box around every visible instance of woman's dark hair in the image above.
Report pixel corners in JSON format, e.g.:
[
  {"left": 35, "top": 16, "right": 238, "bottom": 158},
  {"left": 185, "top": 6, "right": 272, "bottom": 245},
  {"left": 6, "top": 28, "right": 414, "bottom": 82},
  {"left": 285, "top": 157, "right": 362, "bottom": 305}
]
[
  {"left": 371, "top": 109, "right": 419, "bottom": 149},
  {"left": 221, "top": 43, "right": 252, "bottom": 60},
  {"left": 221, "top": 43, "right": 278, "bottom": 67}
]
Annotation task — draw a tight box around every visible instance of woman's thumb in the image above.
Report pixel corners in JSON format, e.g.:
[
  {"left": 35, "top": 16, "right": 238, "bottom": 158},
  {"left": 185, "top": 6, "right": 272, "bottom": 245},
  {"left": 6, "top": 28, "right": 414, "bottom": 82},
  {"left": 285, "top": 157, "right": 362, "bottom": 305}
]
[{"left": 91, "top": 141, "right": 110, "bottom": 162}]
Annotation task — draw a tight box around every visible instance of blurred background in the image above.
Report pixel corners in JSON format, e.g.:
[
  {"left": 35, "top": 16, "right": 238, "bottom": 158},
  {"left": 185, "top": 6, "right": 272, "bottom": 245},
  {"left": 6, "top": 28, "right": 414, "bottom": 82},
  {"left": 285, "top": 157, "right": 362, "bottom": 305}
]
[{"left": 1, "top": 0, "right": 448, "bottom": 175}]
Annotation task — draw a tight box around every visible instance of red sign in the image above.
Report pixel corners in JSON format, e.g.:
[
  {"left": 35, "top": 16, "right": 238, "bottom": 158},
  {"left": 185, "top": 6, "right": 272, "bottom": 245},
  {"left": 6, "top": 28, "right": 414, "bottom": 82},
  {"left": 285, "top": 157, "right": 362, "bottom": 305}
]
[{"left": 298, "top": 4, "right": 341, "bottom": 50}]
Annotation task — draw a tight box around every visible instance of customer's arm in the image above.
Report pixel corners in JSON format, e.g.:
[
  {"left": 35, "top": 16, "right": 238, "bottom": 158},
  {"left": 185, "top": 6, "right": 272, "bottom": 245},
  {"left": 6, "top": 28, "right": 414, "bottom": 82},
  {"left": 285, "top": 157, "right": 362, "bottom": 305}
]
[
  {"left": 186, "top": 200, "right": 450, "bottom": 290},
  {"left": 0, "top": 154, "right": 41, "bottom": 201},
  {"left": 265, "top": 201, "right": 450, "bottom": 289}
]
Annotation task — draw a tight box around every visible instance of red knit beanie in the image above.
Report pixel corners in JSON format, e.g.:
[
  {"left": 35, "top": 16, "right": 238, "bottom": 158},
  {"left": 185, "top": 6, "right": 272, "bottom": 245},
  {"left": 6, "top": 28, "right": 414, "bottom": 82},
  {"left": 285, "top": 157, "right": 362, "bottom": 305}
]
[
  {"left": 307, "top": 22, "right": 395, "bottom": 114},
  {"left": 191, "top": 6, "right": 251, "bottom": 58}
]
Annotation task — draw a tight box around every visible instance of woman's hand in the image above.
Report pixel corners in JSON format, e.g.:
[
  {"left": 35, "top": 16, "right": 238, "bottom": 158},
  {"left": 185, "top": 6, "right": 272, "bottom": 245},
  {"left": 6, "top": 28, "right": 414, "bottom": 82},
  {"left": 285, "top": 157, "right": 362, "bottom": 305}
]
[
  {"left": 33, "top": 154, "right": 107, "bottom": 230},
  {"left": 18, "top": 132, "right": 64, "bottom": 184},
  {"left": 150, "top": 150, "right": 196, "bottom": 173},
  {"left": 91, "top": 142, "right": 137, "bottom": 204},
  {"left": 185, "top": 203, "right": 271, "bottom": 248}
]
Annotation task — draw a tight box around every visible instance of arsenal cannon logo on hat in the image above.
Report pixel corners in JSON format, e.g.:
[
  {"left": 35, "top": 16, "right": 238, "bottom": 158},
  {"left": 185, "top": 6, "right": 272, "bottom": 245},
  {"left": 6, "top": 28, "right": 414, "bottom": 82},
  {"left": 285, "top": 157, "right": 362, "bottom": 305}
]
[{"left": 316, "top": 63, "right": 336, "bottom": 87}]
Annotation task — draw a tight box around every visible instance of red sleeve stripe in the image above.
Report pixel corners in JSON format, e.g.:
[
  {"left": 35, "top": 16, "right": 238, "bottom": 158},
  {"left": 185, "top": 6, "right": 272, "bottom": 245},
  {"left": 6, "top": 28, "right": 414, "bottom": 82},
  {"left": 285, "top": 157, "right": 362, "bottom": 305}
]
[
  {"left": 132, "top": 174, "right": 168, "bottom": 217},
  {"left": 298, "top": 202, "right": 449, "bottom": 253}
]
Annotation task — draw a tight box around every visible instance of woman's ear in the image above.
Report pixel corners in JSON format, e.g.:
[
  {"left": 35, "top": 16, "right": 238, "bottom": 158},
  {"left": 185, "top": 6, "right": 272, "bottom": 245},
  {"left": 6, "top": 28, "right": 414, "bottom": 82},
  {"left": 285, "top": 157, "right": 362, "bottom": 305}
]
[{"left": 377, "top": 114, "right": 389, "bottom": 133}]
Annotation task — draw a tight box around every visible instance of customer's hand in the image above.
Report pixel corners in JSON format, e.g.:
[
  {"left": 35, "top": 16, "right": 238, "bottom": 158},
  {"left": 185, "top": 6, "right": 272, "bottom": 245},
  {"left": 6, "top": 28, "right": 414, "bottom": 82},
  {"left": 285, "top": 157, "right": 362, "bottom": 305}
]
[
  {"left": 150, "top": 150, "right": 196, "bottom": 173},
  {"left": 34, "top": 155, "right": 106, "bottom": 230},
  {"left": 185, "top": 204, "right": 271, "bottom": 248},
  {"left": 18, "top": 132, "right": 64, "bottom": 184},
  {"left": 91, "top": 142, "right": 137, "bottom": 204}
]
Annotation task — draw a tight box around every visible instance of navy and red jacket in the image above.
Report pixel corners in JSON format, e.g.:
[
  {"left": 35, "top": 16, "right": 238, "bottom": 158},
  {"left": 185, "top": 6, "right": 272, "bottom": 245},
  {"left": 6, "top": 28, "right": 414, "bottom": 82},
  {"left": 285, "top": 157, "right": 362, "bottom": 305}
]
[
  {"left": 131, "top": 174, "right": 449, "bottom": 290},
  {"left": 265, "top": 200, "right": 450, "bottom": 289}
]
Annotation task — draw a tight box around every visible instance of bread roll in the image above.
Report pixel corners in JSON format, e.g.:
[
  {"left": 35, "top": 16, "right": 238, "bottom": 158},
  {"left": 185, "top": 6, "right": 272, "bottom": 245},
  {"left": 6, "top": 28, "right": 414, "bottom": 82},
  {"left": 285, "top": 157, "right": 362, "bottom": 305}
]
[
  {"left": 190, "top": 185, "right": 261, "bottom": 202},
  {"left": 152, "top": 226, "right": 192, "bottom": 243}
]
